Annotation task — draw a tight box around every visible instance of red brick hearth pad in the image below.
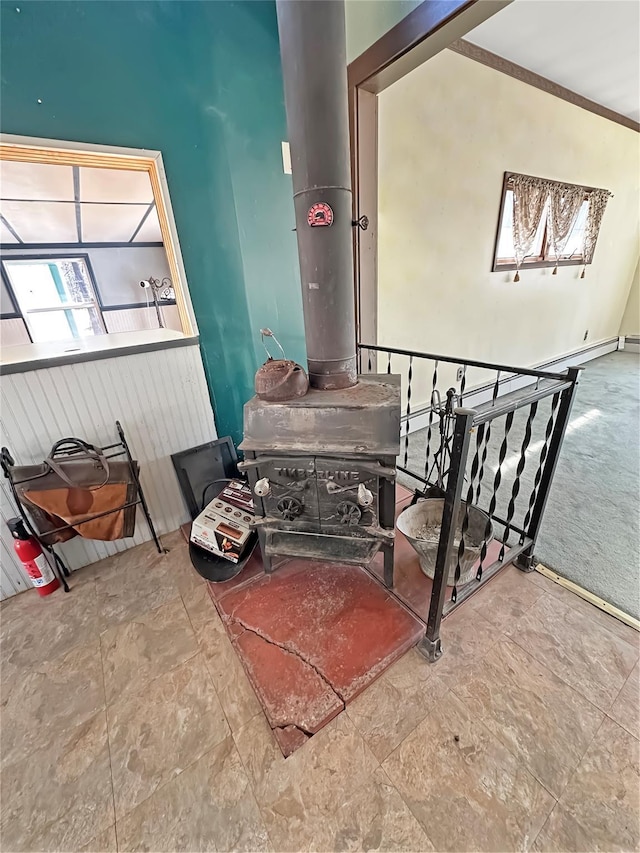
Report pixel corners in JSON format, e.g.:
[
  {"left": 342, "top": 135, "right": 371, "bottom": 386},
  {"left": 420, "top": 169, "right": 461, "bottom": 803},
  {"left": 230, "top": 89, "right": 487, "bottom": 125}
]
[{"left": 206, "top": 559, "right": 424, "bottom": 756}]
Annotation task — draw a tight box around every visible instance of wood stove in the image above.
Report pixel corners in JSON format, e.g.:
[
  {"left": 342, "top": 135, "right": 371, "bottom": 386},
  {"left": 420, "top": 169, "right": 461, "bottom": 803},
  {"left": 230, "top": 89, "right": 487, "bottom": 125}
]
[
  {"left": 239, "top": 0, "right": 401, "bottom": 580},
  {"left": 239, "top": 375, "right": 400, "bottom": 584}
]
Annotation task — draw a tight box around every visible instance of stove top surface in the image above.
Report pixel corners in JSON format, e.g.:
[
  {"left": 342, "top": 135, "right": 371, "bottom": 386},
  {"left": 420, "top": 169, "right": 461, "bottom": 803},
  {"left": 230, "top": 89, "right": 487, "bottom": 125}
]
[{"left": 240, "top": 374, "right": 401, "bottom": 456}]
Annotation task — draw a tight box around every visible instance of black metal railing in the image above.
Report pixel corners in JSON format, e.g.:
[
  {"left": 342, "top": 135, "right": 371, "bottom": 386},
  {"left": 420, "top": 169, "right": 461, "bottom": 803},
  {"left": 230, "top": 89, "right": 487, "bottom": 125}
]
[{"left": 358, "top": 343, "right": 581, "bottom": 661}]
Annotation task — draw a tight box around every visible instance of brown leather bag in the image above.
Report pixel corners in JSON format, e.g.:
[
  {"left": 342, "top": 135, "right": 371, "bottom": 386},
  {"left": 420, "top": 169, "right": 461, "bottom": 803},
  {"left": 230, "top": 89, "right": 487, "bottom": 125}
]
[{"left": 14, "top": 438, "right": 138, "bottom": 544}]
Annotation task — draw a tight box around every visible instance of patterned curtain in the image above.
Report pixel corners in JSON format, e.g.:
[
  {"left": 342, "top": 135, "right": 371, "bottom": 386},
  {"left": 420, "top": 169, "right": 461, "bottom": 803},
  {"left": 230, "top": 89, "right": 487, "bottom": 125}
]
[
  {"left": 582, "top": 189, "right": 612, "bottom": 276},
  {"left": 548, "top": 183, "right": 585, "bottom": 273},
  {"left": 512, "top": 175, "right": 549, "bottom": 280}
]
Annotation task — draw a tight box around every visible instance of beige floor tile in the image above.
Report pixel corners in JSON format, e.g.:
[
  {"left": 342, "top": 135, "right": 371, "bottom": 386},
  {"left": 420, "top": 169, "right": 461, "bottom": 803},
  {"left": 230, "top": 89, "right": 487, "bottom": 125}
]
[
  {"left": 181, "top": 582, "right": 225, "bottom": 638},
  {"left": 347, "top": 649, "right": 448, "bottom": 760},
  {"left": 107, "top": 653, "right": 230, "bottom": 819},
  {"left": 532, "top": 802, "right": 618, "bottom": 853},
  {"left": 548, "top": 717, "right": 640, "bottom": 852},
  {"left": 523, "top": 568, "right": 556, "bottom": 591},
  {"left": 159, "top": 529, "right": 204, "bottom": 598},
  {"left": 100, "top": 597, "right": 198, "bottom": 704},
  {"left": 382, "top": 691, "right": 555, "bottom": 852},
  {"left": 79, "top": 823, "right": 117, "bottom": 852},
  {"left": 0, "top": 711, "right": 114, "bottom": 853},
  {"left": 452, "top": 638, "right": 604, "bottom": 797},
  {"left": 202, "top": 628, "right": 264, "bottom": 733},
  {"left": 608, "top": 661, "right": 640, "bottom": 738},
  {"left": 116, "top": 736, "right": 270, "bottom": 852},
  {"left": 316, "top": 766, "right": 436, "bottom": 852},
  {"left": 529, "top": 572, "right": 640, "bottom": 648},
  {"left": 94, "top": 538, "right": 183, "bottom": 629},
  {"left": 182, "top": 583, "right": 263, "bottom": 732},
  {"left": 1, "top": 639, "right": 105, "bottom": 770},
  {"left": 467, "top": 565, "right": 546, "bottom": 630},
  {"left": 506, "top": 593, "right": 638, "bottom": 711},
  {"left": 234, "top": 711, "right": 379, "bottom": 850},
  {"left": 1, "top": 571, "right": 98, "bottom": 683},
  {"left": 429, "top": 606, "right": 501, "bottom": 686}
]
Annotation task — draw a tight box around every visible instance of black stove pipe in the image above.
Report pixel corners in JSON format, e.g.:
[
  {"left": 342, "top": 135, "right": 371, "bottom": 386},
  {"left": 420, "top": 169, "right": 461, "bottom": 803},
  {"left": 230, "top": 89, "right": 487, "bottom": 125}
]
[{"left": 276, "top": 0, "right": 358, "bottom": 390}]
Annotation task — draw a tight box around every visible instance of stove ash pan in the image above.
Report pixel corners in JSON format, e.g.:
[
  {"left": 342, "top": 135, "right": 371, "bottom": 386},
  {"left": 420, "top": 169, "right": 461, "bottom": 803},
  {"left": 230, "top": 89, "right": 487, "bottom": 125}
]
[{"left": 238, "top": 375, "right": 401, "bottom": 583}]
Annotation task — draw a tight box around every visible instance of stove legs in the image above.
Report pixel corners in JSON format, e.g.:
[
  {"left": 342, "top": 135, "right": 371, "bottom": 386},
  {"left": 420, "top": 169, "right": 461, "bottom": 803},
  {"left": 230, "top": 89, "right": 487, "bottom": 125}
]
[
  {"left": 383, "top": 543, "right": 394, "bottom": 589},
  {"left": 258, "top": 528, "right": 274, "bottom": 574}
]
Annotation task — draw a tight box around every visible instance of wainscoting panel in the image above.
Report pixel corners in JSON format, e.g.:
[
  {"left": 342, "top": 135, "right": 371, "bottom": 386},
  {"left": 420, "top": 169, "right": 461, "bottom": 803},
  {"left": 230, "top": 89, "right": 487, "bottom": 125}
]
[
  {"left": 0, "top": 341, "right": 216, "bottom": 598},
  {"left": 1, "top": 318, "right": 30, "bottom": 347},
  {"left": 104, "top": 304, "right": 181, "bottom": 334}
]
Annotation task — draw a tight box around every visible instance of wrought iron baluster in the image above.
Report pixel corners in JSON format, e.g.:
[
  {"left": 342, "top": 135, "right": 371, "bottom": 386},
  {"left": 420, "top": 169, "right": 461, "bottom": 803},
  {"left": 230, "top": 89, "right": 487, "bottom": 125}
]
[
  {"left": 387, "top": 351, "right": 392, "bottom": 374},
  {"left": 367, "top": 350, "right": 372, "bottom": 373},
  {"left": 404, "top": 355, "right": 413, "bottom": 470},
  {"left": 475, "top": 371, "right": 500, "bottom": 506},
  {"left": 459, "top": 364, "right": 467, "bottom": 405},
  {"left": 423, "top": 360, "right": 439, "bottom": 483},
  {"left": 520, "top": 391, "right": 561, "bottom": 544},
  {"left": 475, "top": 421, "right": 491, "bottom": 506},
  {"left": 478, "top": 409, "right": 514, "bottom": 579},
  {"left": 500, "top": 401, "right": 538, "bottom": 559},
  {"left": 491, "top": 370, "right": 500, "bottom": 407},
  {"left": 451, "top": 421, "right": 482, "bottom": 603}
]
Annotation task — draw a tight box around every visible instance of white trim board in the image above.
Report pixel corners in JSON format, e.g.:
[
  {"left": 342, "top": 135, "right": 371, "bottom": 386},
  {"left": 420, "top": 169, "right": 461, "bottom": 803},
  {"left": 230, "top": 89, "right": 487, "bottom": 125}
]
[
  {"left": 622, "top": 335, "right": 640, "bottom": 354},
  {"left": 403, "top": 337, "right": 619, "bottom": 434}
]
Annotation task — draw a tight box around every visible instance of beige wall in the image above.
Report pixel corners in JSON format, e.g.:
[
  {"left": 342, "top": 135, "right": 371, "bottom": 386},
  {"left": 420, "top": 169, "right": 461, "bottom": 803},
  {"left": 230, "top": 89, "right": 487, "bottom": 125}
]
[
  {"left": 620, "top": 259, "right": 639, "bottom": 336},
  {"left": 378, "top": 50, "right": 640, "bottom": 389}
]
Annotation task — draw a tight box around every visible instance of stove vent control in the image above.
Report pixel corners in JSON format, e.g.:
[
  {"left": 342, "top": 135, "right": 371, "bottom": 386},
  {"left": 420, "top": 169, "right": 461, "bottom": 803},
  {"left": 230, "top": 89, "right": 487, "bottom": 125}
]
[
  {"left": 254, "top": 477, "right": 271, "bottom": 497},
  {"left": 337, "top": 501, "right": 362, "bottom": 526},
  {"left": 277, "top": 496, "right": 303, "bottom": 520}
]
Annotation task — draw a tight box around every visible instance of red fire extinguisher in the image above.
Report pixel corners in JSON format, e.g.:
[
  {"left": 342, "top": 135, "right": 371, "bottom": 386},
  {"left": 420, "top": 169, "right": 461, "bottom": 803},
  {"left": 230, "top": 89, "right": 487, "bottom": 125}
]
[{"left": 8, "top": 518, "right": 60, "bottom": 596}]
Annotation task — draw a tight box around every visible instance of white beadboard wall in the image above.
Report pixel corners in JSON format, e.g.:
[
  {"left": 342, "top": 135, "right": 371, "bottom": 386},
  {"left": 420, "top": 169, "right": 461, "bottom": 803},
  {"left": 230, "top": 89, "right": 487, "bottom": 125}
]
[
  {"left": 104, "top": 305, "right": 181, "bottom": 334},
  {"left": 0, "top": 342, "right": 217, "bottom": 599}
]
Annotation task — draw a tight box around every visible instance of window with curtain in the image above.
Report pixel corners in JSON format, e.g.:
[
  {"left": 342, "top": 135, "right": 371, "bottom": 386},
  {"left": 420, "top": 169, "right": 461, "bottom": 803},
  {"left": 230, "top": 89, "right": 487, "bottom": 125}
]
[{"left": 492, "top": 172, "right": 612, "bottom": 279}]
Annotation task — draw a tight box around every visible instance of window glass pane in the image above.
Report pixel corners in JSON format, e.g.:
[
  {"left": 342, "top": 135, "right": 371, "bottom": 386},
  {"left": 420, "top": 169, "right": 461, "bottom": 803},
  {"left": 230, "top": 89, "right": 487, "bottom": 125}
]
[
  {"left": 5, "top": 258, "right": 97, "bottom": 309},
  {"left": 528, "top": 200, "right": 548, "bottom": 260},
  {"left": 5, "top": 263, "right": 61, "bottom": 311},
  {"left": 547, "top": 200, "right": 588, "bottom": 260},
  {"left": 3, "top": 256, "right": 105, "bottom": 343},
  {"left": 496, "top": 190, "right": 516, "bottom": 260},
  {"left": 56, "top": 259, "right": 97, "bottom": 305},
  {"left": 27, "top": 307, "right": 104, "bottom": 343},
  {"left": 496, "top": 190, "right": 547, "bottom": 263}
]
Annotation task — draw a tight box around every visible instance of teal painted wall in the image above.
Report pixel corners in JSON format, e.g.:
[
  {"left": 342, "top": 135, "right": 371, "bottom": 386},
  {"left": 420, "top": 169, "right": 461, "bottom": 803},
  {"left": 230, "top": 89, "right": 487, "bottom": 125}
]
[{"left": 0, "top": 0, "right": 306, "bottom": 445}]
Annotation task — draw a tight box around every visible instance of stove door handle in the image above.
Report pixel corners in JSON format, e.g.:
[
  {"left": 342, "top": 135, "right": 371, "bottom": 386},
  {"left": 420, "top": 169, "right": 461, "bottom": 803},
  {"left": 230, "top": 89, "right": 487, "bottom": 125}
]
[{"left": 355, "top": 462, "right": 396, "bottom": 481}]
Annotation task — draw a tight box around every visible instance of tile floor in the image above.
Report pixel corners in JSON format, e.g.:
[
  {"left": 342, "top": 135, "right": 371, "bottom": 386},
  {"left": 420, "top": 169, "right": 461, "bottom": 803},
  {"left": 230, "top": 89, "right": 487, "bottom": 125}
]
[{"left": 1, "top": 529, "right": 638, "bottom": 852}]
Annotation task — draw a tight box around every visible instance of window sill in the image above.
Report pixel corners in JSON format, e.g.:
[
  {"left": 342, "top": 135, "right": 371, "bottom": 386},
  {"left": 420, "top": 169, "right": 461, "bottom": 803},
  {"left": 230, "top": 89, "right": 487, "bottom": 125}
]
[
  {"left": 492, "top": 259, "right": 587, "bottom": 273},
  {"left": 0, "top": 329, "right": 200, "bottom": 375}
]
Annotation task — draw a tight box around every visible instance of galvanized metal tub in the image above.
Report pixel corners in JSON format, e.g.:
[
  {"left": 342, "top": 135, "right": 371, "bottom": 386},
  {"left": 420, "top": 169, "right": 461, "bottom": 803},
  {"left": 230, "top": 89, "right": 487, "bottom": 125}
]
[{"left": 396, "top": 499, "right": 494, "bottom": 586}]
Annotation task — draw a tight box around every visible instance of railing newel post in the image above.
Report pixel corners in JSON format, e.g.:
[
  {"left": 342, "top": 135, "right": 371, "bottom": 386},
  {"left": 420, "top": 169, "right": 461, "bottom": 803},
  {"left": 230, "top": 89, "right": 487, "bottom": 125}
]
[
  {"left": 418, "top": 407, "right": 476, "bottom": 663},
  {"left": 518, "top": 366, "right": 582, "bottom": 571}
]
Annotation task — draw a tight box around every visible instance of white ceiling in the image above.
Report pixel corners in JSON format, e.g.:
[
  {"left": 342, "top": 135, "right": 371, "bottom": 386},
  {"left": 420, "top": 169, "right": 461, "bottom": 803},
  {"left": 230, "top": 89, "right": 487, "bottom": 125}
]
[
  {"left": 466, "top": 0, "right": 640, "bottom": 123},
  {"left": 0, "top": 161, "right": 162, "bottom": 244}
]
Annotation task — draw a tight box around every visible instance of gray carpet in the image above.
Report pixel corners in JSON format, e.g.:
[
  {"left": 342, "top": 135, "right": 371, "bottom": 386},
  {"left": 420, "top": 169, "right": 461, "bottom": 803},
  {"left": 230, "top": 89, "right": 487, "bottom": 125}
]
[
  {"left": 536, "top": 351, "right": 640, "bottom": 620},
  {"left": 400, "top": 351, "right": 640, "bottom": 619}
]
